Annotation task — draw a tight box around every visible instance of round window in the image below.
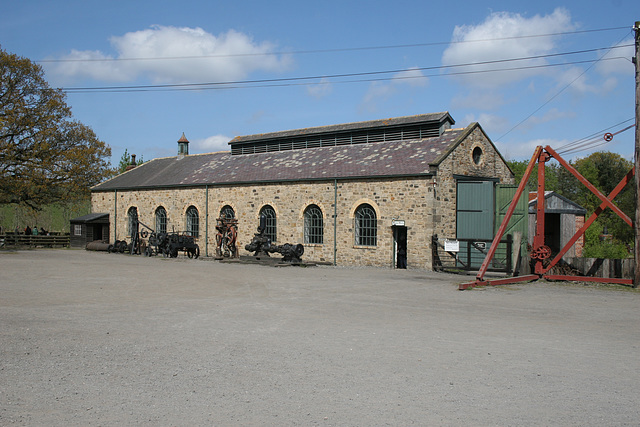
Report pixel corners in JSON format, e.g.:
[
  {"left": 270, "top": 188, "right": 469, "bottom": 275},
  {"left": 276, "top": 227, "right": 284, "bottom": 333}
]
[{"left": 472, "top": 146, "right": 483, "bottom": 165}]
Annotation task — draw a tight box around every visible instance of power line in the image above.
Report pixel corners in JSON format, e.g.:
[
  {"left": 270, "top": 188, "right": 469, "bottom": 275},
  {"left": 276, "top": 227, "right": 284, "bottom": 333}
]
[
  {"left": 556, "top": 120, "right": 636, "bottom": 156},
  {"left": 496, "top": 30, "right": 634, "bottom": 142},
  {"left": 61, "top": 57, "right": 629, "bottom": 94},
  {"left": 555, "top": 118, "right": 634, "bottom": 151},
  {"left": 37, "top": 25, "right": 630, "bottom": 63},
  {"left": 59, "top": 44, "right": 632, "bottom": 93}
]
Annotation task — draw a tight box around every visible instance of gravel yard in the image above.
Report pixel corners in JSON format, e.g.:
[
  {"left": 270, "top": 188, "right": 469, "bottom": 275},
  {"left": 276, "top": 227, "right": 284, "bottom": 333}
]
[{"left": 1, "top": 249, "right": 639, "bottom": 426}]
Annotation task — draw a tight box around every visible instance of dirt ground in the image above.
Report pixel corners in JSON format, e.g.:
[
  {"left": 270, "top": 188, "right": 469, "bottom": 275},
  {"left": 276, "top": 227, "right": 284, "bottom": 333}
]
[{"left": 1, "top": 249, "right": 639, "bottom": 426}]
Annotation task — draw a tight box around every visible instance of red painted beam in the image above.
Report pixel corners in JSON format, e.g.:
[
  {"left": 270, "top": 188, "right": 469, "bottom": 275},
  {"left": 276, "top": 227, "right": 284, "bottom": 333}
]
[
  {"left": 459, "top": 274, "right": 540, "bottom": 290},
  {"left": 545, "top": 146, "right": 632, "bottom": 226},
  {"left": 541, "top": 168, "right": 634, "bottom": 275},
  {"left": 534, "top": 151, "right": 550, "bottom": 275},
  {"left": 474, "top": 146, "right": 542, "bottom": 282}
]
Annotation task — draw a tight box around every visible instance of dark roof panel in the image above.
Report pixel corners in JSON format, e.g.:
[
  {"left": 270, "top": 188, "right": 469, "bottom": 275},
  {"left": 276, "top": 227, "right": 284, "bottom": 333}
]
[
  {"left": 70, "top": 213, "right": 110, "bottom": 223},
  {"left": 229, "top": 112, "right": 454, "bottom": 145},
  {"left": 93, "top": 125, "right": 470, "bottom": 191}
]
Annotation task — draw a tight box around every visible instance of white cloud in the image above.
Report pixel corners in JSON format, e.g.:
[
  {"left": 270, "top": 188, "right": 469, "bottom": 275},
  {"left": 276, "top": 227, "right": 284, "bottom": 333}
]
[
  {"left": 524, "top": 108, "right": 576, "bottom": 127},
  {"left": 595, "top": 39, "right": 635, "bottom": 77},
  {"left": 359, "top": 68, "right": 428, "bottom": 112},
  {"left": 194, "top": 134, "right": 232, "bottom": 152},
  {"left": 360, "top": 83, "right": 396, "bottom": 113},
  {"left": 48, "top": 26, "right": 292, "bottom": 84},
  {"left": 461, "top": 113, "right": 510, "bottom": 134},
  {"left": 441, "top": 8, "right": 576, "bottom": 88},
  {"left": 307, "top": 78, "right": 333, "bottom": 98},
  {"left": 496, "top": 138, "right": 565, "bottom": 161},
  {"left": 392, "top": 67, "right": 428, "bottom": 87}
]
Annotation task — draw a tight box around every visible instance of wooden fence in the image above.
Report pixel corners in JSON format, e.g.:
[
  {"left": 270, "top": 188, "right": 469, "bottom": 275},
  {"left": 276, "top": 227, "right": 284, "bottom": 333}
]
[
  {"left": 0, "top": 233, "right": 70, "bottom": 248},
  {"left": 561, "top": 257, "right": 634, "bottom": 280}
]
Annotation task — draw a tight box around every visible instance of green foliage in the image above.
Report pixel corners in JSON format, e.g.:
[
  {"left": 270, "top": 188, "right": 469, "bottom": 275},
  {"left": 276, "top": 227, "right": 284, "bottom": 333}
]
[
  {"left": 116, "top": 148, "right": 144, "bottom": 174},
  {"left": 0, "top": 46, "right": 112, "bottom": 209},
  {"left": 582, "top": 220, "right": 631, "bottom": 259},
  {"left": 508, "top": 151, "right": 634, "bottom": 257},
  {"left": 0, "top": 199, "right": 90, "bottom": 233}
]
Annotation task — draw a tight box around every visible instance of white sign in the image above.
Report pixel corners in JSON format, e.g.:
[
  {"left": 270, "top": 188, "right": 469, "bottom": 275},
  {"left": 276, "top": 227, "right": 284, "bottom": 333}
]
[
  {"left": 444, "top": 240, "right": 460, "bottom": 252},
  {"left": 391, "top": 219, "right": 405, "bottom": 227}
]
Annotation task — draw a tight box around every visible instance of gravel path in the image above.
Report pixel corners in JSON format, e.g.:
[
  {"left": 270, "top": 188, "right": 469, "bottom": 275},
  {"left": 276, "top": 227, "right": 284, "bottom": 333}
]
[{"left": 1, "top": 249, "right": 639, "bottom": 426}]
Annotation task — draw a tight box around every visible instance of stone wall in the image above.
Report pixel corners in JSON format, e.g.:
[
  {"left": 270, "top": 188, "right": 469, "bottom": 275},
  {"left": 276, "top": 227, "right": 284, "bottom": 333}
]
[
  {"left": 91, "top": 125, "right": 513, "bottom": 269},
  {"left": 92, "top": 176, "right": 437, "bottom": 268},
  {"left": 433, "top": 126, "right": 514, "bottom": 239}
]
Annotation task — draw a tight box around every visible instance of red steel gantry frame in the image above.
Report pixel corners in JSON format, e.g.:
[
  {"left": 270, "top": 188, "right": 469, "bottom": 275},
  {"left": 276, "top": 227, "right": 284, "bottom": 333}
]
[{"left": 459, "top": 145, "right": 634, "bottom": 290}]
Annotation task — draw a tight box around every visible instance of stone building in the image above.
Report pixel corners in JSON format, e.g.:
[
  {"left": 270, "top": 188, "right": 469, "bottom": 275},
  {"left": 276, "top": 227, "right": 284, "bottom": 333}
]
[{"left": 91, "top": 112, "right": 514, "bottom": 269}]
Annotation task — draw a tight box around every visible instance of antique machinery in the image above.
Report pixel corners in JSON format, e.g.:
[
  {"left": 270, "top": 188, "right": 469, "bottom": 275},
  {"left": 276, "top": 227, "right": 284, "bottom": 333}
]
[
  {"left": 245, "top": 215, "right": 305, "bottom": 263},
  {"left": 215, "top": 217, "right": 238, "bottom": 258},
  {"left": 123, "top": 219, "right": 200, "bottom": 259}
]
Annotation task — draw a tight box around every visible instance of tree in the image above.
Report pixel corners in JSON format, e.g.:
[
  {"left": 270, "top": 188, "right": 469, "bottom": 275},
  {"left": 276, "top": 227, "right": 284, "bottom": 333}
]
[
  {"left": 0, "top": 46, "right": 111, "bottom": 209},
  {"left": 572, "top": 152, "right": 634, "bottom": 246},
  {"left": 116, "top": 148, "right": 144, "bottom": 174},
  {"left": 509, "top": 151, "right": 634, "bottom": 257}
]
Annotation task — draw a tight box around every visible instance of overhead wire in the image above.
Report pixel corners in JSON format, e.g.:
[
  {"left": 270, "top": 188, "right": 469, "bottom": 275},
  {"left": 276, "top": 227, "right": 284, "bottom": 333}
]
[
  {"left": 60, "top": 57, "right": 629, "bottom": 94},
  {"left": 36, "top": 25, "right": 629, "bottom": 63},
  {"left": 59, "top": 44, "right": 632, "bottom": 93},
  {"left": 43, "top": 24, "right": 634, "bottom": 158},
  {"left": 556, "top": 120, "right": 636, "bottom": 156},
  {"left": 495, "top": 29, "right": 634, "bottom": 142}
]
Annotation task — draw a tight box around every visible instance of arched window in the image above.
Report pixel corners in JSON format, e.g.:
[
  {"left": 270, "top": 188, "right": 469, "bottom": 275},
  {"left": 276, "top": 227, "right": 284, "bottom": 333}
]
[
  {"left": 220, "top": 205, "right": 235, "bottom": 219},
  {"left": 355, "top": 204, "right": 377, "bottom": 246},
  {"left": 260, "top": 205, "right": 277, "bottom": 242},
  {"left": 127, "top": 207, "right": 138, "bottom": 236},
  {"left": 304, "top": 204, "right": 323, "bottom": 244},
  {"left": 155, "top": 206, "right": 167, "bottom": 234},
  {"left": 186, "top": 206, "right": 199, "bottom": 237}
]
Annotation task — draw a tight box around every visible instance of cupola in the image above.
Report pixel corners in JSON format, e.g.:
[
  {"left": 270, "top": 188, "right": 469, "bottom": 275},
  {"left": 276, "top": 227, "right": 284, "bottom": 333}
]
[{"left": 178, "top": 133, "right": 189, "bottom": 157}]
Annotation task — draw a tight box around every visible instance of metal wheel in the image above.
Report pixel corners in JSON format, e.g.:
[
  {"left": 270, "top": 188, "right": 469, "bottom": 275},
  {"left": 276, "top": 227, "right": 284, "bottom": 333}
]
[{"left": 531, "top": 245, "right": 551, "bottom": 260}]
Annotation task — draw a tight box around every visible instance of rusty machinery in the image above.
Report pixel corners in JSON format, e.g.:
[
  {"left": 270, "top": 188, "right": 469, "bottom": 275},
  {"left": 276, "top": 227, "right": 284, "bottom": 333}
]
[
  {"left": 215, "top": 217, "right": 238, "bottom": 258},
  {"left": 459, "top": 144, "right": 634, "bottom": 290},
  {"left": 108, "top": 219, "right": 200, "bottom": 259},
  {"left": 244, "top": 215, "right": 305, "bottom": 263}
]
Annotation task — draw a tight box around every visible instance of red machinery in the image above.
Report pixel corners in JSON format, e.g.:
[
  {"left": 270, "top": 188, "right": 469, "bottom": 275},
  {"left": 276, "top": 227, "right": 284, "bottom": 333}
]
[{"left": 459, "top": 145, "right": 634, "bottom": 290}]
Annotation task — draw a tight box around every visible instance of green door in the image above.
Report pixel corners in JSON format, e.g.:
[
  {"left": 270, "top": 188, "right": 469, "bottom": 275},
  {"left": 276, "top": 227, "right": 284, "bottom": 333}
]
[
  {"left": 495, "top": 184, "right": 528, "bottom": 270},
  {"left": 456, "top": 180, "right": 494, "bottom": 268}
]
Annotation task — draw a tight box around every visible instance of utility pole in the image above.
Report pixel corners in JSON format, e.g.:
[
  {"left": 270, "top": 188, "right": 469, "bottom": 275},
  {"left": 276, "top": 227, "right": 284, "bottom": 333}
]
[{"left": 634, "top": 21, "right": 640, "bottom": 288}]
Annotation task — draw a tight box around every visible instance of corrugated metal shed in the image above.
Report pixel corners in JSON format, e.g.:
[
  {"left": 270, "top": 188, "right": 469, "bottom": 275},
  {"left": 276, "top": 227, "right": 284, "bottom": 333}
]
[{"left": 528, "top": 191, "right": 587, "bottom": 215}]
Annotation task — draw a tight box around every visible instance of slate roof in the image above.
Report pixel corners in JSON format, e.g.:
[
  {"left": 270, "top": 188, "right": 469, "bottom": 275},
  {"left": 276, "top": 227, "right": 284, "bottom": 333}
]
[
  {"left": 70, "top": 213, "right": 110, "bottom": 223},
  {"left": 92, "top": 122, "right": 474, "bottom": 192},
  {"left": 229, "top": 112, "right": 454, "bottom": 145}
]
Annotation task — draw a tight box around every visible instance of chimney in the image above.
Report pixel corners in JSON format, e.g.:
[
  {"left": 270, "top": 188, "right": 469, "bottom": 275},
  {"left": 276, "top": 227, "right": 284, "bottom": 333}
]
[
  {"left": 125, "top": 154, "right": 137, "bottom": 171},
  {"left": 178, "top": 133, "right": 189, "bottom": 158}
]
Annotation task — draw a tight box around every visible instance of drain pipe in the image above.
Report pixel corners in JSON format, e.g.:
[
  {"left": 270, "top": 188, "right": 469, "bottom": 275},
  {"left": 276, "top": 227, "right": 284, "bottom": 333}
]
[
  {"left": 333, "top": 178, "right": 337, "bottom": 266},
  {"left": 113, "top": 189, "right": 117, "bottom": 242},
  {"left": 205, "top": 184, "right": 209, "bottom": 257}
]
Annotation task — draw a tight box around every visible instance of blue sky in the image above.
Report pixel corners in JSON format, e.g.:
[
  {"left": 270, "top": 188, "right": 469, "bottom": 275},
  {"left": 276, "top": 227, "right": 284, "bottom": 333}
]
[{"left": 1, "top": 0, "right": 637, "bottom": 165}]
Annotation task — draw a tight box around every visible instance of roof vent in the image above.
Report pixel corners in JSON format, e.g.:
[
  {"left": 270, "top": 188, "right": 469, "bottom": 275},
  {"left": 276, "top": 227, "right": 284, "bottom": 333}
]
[{"left": 178, "top": 133, "right": 189, "bottom": 157}]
